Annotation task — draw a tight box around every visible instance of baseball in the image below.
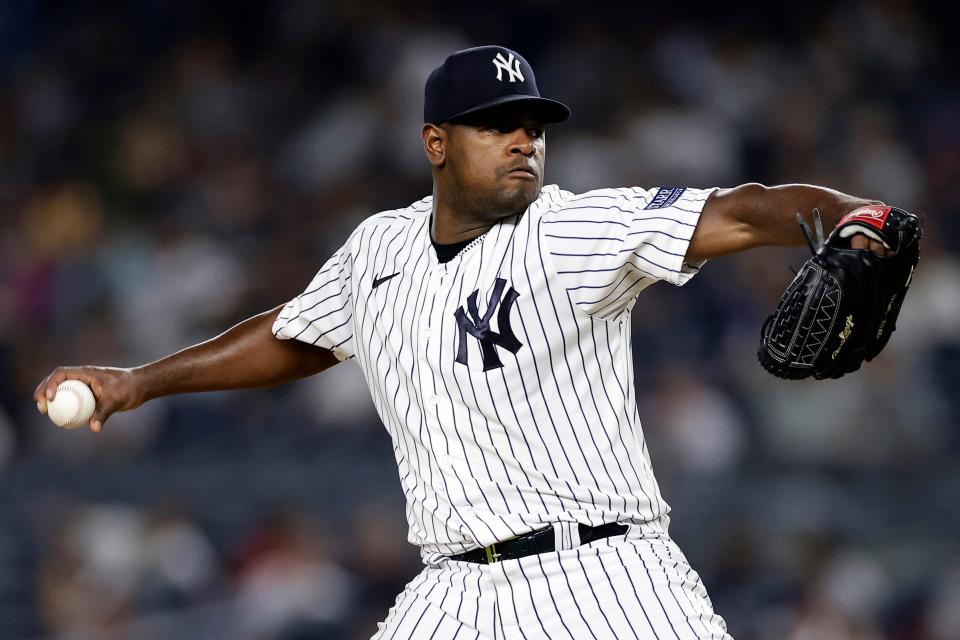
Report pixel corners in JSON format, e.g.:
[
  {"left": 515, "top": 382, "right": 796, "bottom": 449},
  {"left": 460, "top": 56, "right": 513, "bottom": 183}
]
[{"left": 45, "top": 380, "right": 96, "bottom": 429}]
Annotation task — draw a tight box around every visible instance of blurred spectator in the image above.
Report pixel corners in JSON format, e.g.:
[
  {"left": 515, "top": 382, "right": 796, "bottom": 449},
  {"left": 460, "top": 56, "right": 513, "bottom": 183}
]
[
  {"left": 926, "top": 562, "right": 960, "bottom": 640},
  {"left": 112, "top": 230, "right": 247, "bottom": 359},
  {"left": 233, "top": 511, "right": 356, "bottom": 639},
  {"left": 0, "top": 407, "right": 13, "bottom": 473},
  {"left": 140, "top": 507, "right": 221, "bottom": 609},
  {"left": 39, "top": 504, "right": 146, "bottom": 636},
  {"left": 293, "top": 361, "right": 380, "bottom": 432},
  {"left": 643, "top": 368, "right": 748, "bottom": 476}
]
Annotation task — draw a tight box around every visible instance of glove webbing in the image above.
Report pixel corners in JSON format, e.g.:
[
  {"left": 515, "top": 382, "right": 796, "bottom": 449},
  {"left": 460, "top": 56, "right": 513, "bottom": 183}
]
[{"left": 796, "top": 208, "right": 825, "bottom": 255}]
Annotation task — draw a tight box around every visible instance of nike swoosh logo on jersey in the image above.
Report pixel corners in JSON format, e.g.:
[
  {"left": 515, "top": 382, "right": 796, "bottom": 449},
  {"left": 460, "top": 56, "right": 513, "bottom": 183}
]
[{"left": 372, "top": 272, "right": 400, "bottom": 289}]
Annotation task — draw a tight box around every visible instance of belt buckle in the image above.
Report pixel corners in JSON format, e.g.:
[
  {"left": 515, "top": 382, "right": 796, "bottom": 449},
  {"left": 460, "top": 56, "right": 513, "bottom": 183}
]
[{"left": 484, "top": 542, "right": 501, "bottom": 564}]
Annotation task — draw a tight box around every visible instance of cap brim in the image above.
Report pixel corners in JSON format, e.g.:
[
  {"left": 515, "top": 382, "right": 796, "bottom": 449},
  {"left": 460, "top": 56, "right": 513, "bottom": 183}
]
[{"left": 446, "top": 95, "right": 571, "bottom": 125}]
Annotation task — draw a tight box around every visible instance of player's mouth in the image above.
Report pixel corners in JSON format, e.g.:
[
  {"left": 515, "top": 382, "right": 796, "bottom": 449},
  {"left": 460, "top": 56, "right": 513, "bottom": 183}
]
[{"left": 505, "top": 165, "right": 538, "bottom": 180}]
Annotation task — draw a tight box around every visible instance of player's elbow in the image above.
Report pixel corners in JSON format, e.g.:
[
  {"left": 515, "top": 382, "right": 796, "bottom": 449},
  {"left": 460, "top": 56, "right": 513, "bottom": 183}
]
[
  {"left": 687, "top": 184, "right": 768, "bottom": 261},
  {"left": 720, "top": 182, "right": 771, "bottom": 222}
]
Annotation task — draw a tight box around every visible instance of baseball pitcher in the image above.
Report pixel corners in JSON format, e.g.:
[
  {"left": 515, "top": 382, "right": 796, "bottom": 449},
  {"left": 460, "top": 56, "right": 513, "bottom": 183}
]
[{"left": 35, "top": 46, "right": 919, "bottom": 638}]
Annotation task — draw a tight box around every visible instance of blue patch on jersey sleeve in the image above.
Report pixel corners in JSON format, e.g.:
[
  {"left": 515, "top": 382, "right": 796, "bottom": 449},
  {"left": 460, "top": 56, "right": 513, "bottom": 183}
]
[{"left": 643, "top": 187, "right": 686, "bottom": 210}]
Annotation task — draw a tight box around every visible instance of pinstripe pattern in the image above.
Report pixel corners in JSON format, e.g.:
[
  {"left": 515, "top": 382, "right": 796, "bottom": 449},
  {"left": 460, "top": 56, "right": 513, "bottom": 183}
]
[
  {"left": 274, "top": 184, "right": 714, "bottom": 557},
  {"left": 274, "top": 184, "right": 729, "bottom": 638},
  {"left": 373, "top": 522, "right": 730, "bottom": 639}
]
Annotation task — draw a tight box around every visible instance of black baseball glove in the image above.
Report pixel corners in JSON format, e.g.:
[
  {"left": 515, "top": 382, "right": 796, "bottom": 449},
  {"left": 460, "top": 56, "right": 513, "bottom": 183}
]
[{"left": 758, "top": 205, "right": 921, "bottom": 380}]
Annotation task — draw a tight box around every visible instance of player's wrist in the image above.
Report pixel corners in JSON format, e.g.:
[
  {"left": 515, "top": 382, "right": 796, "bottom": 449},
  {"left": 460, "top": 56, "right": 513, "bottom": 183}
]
[{"left": 128, "top": 364, "right": 159, "bottom": 406}]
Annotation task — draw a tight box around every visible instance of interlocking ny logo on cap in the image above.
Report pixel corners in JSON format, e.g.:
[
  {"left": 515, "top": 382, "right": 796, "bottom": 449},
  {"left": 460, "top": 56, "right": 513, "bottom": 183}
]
[{"left": 492, "top": 52, "right": 524, "bottom": 83}]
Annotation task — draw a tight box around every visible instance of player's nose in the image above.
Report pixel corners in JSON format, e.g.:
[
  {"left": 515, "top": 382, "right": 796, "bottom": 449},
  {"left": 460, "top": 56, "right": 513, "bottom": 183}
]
[{"left": 508, "top": 130, "right": 536, "bottom": 156}]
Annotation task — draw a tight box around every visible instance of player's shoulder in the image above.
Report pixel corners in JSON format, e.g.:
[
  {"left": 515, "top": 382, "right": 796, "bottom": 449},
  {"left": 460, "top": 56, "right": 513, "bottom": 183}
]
[
  {"left": 534, "top": 184, "right": 649, "bottom": 219},
  {"left": 346, "top": 195, "right": 433, "bottom": 246},
  {"left": 537, "top": 184, "right": 651, "bottom": 207},
  {"left": 358, "top": 195, "right": 433, "bottom": 229}
]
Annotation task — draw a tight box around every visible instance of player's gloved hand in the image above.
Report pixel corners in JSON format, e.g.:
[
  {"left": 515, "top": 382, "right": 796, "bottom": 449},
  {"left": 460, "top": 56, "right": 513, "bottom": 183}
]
[
  {"left": 34, "top": 366, "right": 146, "bottom": 432},
  {"left": 757, "top": 205, "right": 921, "bottom": 380}
]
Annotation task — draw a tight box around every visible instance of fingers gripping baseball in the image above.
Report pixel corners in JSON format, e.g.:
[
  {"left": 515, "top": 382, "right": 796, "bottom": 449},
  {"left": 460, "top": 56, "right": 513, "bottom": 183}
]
[{"left": 34, "top": 366, "right": 144, "bottom": 432}]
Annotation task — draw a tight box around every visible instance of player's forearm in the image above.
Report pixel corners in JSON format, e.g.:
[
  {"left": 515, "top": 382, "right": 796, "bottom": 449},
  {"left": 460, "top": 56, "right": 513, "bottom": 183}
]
[
  {"left": 689, "top": 183, "right": 882, "bottom": 261},
  {"left": 133, "top": 306, "right": 339, "bottom": 402},
  {"left": 733, "top": 183, "right": 881, "bottom": 246}
]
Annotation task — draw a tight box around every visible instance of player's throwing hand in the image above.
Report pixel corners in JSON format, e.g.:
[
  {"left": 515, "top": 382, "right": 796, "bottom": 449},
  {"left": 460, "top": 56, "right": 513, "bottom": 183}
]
[{"left": 34, "top": 366, "right": 145, "bottom": 432}]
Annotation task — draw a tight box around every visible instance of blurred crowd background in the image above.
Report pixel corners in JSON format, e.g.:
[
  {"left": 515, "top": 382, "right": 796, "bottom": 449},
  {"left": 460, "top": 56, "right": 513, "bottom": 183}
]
[{"left": 1, "top": 1, "right": 959, "bottom": 638}]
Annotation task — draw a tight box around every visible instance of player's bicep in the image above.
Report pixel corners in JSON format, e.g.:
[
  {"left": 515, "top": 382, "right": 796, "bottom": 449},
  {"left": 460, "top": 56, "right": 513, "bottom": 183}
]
[
  {"left": 543, "top": 187, "right": 712, "bottom": 320},
  {"left": 685, "top": 183, "right": 770, "bottom": 262},
  {"left": 540, "top": 191, "right": 641, "bottom": 318},
  {"left": 623, "top": 187, "right": 711, "bottom": 287}
]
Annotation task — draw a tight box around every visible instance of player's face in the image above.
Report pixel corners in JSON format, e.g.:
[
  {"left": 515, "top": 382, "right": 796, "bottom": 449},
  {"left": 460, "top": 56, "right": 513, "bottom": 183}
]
[{"left": 441, "top": 105, "right": 546, "bottom": 219}]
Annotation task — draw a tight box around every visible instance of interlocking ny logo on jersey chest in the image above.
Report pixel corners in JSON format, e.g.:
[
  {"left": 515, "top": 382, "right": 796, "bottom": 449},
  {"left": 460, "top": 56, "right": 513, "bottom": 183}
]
[{"left": 454, "top": 278, "right": 523, "bottom": 371}]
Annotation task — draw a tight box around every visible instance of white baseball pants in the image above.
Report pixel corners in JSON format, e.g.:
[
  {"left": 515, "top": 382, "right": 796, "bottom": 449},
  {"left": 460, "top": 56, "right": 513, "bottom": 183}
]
[{"left": 371, "top": 521, "right": 732, "bottom": 639}]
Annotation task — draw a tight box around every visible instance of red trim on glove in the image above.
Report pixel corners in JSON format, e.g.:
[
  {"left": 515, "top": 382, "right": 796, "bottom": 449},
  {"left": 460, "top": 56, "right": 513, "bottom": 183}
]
[{"left": 838, "top": 205, "right": 892, "bottom": 230}]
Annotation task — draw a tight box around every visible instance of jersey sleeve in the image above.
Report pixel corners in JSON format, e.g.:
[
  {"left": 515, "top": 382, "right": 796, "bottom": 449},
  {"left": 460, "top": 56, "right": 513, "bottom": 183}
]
[
  {"left": 272, "top": 243, "right": 355, "bottom": 361},
  {"left": 541, "top": 186, "right": 716, "bottom": 320}
]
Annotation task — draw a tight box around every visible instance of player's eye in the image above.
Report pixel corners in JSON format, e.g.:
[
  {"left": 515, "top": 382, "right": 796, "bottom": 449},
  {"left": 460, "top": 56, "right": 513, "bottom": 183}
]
[{"left": 528, "top": 127, "right": 544, "bottom": 138}]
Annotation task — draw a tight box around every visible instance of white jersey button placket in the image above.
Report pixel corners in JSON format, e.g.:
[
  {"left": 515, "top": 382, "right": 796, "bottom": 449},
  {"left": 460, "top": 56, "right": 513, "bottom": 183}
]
[
  {"left": 422, "top": 263, "right": 462, "bottom": 470},
  {"left": 419, "top": 267, "right": 443, "bottom": 425}
]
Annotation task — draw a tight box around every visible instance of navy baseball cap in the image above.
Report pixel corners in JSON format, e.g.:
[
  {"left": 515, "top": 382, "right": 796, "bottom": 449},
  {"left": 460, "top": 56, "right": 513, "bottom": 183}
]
[{"left": 424, "top": 45, "right": 571, "bottom": 125}]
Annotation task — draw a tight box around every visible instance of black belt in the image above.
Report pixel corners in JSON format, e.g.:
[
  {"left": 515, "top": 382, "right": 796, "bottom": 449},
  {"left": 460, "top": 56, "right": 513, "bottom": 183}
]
[{"left": 447, "top": 522, "right": 628, "bottom": 564}]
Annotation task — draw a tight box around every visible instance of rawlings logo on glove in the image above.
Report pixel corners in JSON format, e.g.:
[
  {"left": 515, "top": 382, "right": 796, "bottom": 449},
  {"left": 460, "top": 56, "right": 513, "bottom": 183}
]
[
  {"left": 757, "top": 205, "right": 921, "bottom": 380},
  {"left": 837, "top": 205, "right": 892, "bottom": 229}
]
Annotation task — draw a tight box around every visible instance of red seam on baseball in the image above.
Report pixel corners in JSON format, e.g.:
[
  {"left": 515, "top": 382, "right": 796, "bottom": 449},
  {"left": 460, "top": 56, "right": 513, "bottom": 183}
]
[{"left": 63, "top": 383, "right": 86, "bottom": 426}]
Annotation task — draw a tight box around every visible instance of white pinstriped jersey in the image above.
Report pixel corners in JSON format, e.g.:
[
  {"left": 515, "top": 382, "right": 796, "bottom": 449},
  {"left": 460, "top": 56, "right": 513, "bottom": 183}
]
[{"left": 273, "top": 184, "right": 715, "bottom": 563}]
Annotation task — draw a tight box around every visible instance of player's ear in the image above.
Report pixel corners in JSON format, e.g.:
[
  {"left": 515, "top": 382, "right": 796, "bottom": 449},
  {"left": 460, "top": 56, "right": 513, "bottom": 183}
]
[{"left": 422, "top": 123, "right": 446, "bottom": 167}]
